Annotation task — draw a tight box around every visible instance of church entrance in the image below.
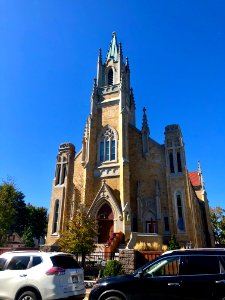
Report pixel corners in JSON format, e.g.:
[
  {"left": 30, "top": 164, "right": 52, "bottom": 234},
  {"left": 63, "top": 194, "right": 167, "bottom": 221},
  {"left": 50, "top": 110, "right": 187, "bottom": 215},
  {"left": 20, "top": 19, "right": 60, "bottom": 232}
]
[{"left": 97, "top": 203, "right": 114, "bottom": 243}]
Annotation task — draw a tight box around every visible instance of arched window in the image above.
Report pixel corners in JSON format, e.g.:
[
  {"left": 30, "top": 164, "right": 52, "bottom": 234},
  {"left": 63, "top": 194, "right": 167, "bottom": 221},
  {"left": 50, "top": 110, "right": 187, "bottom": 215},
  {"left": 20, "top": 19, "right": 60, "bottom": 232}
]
[
  {"left": 99, "top": 127, "right": 117, "bottom": 162},
  {"left": 61, "top": 164, "right": 67, "bottom": 184},
  {"left": 176, "top": 192, "right": 185, "bottom": 231},
  {"left": 52, "top": 200, "right": 59, "bottom": 234},
  {"left": 169, "top": 152, "right": 175, "bottom": 173},
  {"left": 108, "top": 68, "right": 113, "bottom": 86},
  {"left": 55, "top": 156, "right": 67, "bottom": 185},
  {"left": 177, "top": 152, "right": 182, "bottom": 172},
  {"left": 55, "top": 157, "right": 61, "bottom": 185}
]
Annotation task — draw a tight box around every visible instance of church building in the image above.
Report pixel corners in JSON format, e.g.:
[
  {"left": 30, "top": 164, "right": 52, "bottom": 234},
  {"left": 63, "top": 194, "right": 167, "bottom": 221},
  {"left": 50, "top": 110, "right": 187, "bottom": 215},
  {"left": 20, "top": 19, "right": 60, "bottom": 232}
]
[{"left": 46, "top": 33, "right": 214, "bottom": 250}]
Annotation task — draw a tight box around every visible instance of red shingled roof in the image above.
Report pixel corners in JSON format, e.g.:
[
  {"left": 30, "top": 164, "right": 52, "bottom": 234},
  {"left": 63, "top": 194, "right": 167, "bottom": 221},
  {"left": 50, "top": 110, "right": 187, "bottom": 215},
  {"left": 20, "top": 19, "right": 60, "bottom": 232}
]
[{"left": 189, "top": 171, "right": 201, "bottom": 187}]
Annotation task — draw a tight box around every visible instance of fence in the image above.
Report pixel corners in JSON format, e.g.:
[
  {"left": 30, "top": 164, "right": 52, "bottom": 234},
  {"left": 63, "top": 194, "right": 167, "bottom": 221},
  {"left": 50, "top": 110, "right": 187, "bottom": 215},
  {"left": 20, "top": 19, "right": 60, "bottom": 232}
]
[{"left": 76, "top": 252, "right": 116, "bottom": 280}]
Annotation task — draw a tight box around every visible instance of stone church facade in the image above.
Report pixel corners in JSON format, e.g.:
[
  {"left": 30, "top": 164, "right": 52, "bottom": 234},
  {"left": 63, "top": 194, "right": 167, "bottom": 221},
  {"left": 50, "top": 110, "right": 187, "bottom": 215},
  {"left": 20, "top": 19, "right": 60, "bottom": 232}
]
[{"left": 46, "top": 33, "right": 214, "bottom": 249}]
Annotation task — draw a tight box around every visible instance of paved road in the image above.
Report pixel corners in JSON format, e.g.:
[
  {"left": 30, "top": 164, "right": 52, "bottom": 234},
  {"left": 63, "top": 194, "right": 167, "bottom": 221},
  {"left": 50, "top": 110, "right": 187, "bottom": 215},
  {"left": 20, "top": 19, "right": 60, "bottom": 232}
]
[{"left": 84, "top": 289, "right": 91, "bottom": 300}]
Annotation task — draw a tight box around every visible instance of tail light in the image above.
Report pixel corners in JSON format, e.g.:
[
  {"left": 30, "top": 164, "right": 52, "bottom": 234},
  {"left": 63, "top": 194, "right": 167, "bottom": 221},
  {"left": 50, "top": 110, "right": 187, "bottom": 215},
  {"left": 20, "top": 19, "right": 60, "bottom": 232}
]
[{"left": 46, "top": 266, "right": 65, "bottom": 275}]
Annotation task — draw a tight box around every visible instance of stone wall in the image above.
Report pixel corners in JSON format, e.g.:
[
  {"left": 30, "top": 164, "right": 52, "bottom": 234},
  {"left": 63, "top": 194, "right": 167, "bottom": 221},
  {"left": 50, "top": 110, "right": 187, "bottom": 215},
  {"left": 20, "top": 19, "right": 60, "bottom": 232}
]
[{"left": 119, "top": 249, "right": 146, "bottom": 274}]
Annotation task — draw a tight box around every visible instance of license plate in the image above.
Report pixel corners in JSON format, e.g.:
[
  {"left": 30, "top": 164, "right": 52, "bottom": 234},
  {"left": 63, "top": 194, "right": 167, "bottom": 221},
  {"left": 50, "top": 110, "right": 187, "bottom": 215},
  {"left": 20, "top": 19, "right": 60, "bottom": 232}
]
[{"left": 72, "top": 275, "right": 78, "bottom": 283}]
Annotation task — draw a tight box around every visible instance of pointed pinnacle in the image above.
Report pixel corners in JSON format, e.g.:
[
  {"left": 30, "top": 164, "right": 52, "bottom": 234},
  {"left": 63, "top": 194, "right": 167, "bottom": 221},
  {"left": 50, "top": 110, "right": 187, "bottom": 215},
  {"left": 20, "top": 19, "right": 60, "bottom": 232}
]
[
  {"left": 142, "top": 107, "right": 149, "bottom": 134},
  {"left": 98, "top": 48, "right": 102, "bottom": 62},
  {"left": 126, "top": 56, "right": 129, "bottom": 67}
]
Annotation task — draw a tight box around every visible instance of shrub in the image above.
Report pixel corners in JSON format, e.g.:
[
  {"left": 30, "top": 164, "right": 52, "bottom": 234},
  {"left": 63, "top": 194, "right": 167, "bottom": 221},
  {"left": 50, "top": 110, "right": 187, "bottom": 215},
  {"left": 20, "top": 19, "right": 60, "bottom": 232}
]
[
  {"left": 168, "top": 235, "right": 180, "bottom": 250},
  {"left": 102, "top": 260, "right": 124, "bottom": 277},
  {"left": 134, "top": 241, "right": 168, "bottom": 252}
]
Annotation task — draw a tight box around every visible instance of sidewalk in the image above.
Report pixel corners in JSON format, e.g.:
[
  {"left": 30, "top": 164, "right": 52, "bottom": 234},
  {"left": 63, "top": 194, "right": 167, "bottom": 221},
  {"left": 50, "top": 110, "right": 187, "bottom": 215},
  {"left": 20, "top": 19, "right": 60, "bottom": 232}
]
[
  {"left": 84, "top": 288, "right": 91, "bottom": 300},
  {"left": 84, "top": 280, "right": 95, "bottom": 300}
]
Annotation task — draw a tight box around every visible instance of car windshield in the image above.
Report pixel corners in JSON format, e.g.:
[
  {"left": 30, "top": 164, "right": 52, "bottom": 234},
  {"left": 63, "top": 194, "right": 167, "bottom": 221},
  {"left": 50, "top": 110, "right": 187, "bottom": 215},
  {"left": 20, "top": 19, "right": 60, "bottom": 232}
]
[
  {"left": 133, "top": 255, "right": 164, "bottom": 276},
  {"left": 133, "top": 255, "right": 180, "bottom": 277},
  {"left": 0, "top": 258, "right": 7, "bottom": 271},
  {"left": 143, "top": 256, "right": 180, "bottom": 277}
]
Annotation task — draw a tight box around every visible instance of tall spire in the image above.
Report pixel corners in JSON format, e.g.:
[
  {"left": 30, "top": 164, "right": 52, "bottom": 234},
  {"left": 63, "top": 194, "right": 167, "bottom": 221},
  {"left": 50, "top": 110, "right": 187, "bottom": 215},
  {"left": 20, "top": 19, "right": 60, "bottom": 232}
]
[{"left": 106, "top": 32, "right": 119, "bottom": 62}]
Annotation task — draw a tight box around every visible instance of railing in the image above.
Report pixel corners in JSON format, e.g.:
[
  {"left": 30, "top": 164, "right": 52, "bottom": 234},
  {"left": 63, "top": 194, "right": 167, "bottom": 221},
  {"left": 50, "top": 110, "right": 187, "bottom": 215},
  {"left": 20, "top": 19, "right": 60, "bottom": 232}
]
[
  {"left": 104, "top": 232, "right": 124, "bottom": 258},
  {"left": 75, "top": 251, "right": 116, "bottom": 280}
]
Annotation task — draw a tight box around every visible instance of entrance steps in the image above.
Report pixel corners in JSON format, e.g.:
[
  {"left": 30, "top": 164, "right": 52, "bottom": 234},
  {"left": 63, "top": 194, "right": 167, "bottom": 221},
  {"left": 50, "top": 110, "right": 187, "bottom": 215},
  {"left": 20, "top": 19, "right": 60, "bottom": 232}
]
[{"left": 93, "top": 244, "right": 105, "bottom": 253}]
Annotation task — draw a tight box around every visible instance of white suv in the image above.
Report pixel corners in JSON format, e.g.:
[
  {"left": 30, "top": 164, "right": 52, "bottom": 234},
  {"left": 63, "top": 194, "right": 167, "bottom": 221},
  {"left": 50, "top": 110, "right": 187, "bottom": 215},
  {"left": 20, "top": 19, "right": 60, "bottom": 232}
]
[{"left": 0, "top": 251, "right": 86, "bottom": 300}]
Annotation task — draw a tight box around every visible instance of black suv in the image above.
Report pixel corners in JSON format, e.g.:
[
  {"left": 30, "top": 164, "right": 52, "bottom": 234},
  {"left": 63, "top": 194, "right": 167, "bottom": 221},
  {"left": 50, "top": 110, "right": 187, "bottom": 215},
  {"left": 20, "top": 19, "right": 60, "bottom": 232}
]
[{"left": 89, "top": 248, "right": 225, "bottom": 300}]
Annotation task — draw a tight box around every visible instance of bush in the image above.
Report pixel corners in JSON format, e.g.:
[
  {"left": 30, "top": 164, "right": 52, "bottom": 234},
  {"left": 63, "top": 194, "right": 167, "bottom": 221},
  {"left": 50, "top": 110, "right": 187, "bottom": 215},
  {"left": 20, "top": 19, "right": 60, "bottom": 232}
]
[
  {"left": 102, "top": 260, "right": 124, "bottom": 278},
  {"left": 134, "top": 241, "right": 168, "bottom": 252},
  {"left": 168, "top": 235, "right": 180, "bottom": 250}
]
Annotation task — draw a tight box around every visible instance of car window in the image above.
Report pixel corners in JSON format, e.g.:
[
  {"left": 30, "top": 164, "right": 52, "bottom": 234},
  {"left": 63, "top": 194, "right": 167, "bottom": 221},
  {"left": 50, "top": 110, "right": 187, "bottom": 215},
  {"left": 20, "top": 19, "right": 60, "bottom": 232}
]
[
  {"left": 32, "top": 256, "right": 42, "bottom": 267},
  {"left": 181, "top": 255, "right": 220, "bottom": 275},
  {"left": 0, "top": 258, "right": 6, "bottom": 271},
  {"left": 6, "top": 256, "right": 30, "bottom": 270},
  {"left": 143, "top": 256, "right": 180, "bottom": 277},
  {"left": 51, "top": 255, "right": 80, "bottom": 269}
]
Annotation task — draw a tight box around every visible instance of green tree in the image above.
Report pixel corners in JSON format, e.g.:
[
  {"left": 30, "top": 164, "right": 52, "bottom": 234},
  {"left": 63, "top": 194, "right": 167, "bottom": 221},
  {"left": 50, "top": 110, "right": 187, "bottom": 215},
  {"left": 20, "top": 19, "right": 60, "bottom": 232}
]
[
  {"left": 168, "top": 235, "right": 180, "bottom": 250},
  {"left": 10, "top": 192, "right": 27, "bottom": 236},
  {"left": 26, "top": 204, "right": 48, "bottom": 242},
  {"left": 0, "top": 180, "right": 48, "bottom": 247},
  {"left": 22, "top": 227, "right": 35, "bottom": 247},
  {"left": 210, "top": 206, "right": 225, "bottom": 245},
  {"left": 58, "top": 209, "right": 98, "bottom": 267},
  {"left": 0, "top": 182, "right": 19, "bottom": 246}
]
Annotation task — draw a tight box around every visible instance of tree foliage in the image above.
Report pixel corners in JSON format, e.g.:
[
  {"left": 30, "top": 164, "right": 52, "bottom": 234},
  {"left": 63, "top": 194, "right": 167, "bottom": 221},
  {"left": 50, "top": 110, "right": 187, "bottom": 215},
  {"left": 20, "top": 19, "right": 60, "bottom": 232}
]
[
  {"left": 22, "top": 227, "right": 35, "bottom": 247},
  {"left": 0, "top": 182, "right": 18, "bottom": 245},
  {"left": 210, "top": 206, "right": 225, "bottom": 245},
  {"left": 102, "top": 260, "right": 124, "bottom": 278},
  {"left": 58, "top": 209, "right": 98, "bottom": 256},
  {"left": 26, "top": 204, "right": 48, "bottom": 241},
  {"left": 168, "top": 235, "right": 180, "bottom": 250},
  {"left": 0, "top": 180, "right": 48, "bottom": 246}
]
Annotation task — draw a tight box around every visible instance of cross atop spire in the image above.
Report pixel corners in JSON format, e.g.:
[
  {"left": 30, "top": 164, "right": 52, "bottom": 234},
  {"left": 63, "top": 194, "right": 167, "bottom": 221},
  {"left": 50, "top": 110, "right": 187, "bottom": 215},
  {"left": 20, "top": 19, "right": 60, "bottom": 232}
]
[{"left": 106, "top": 32, "right": 119, "bottom": 62}]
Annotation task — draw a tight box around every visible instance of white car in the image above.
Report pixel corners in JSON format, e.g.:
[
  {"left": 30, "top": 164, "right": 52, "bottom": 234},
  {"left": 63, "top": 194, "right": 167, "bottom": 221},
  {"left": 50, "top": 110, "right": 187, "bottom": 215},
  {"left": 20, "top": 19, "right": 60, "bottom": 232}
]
[{"left": 0, "top": 251, "right": 86, "bottom": 300}]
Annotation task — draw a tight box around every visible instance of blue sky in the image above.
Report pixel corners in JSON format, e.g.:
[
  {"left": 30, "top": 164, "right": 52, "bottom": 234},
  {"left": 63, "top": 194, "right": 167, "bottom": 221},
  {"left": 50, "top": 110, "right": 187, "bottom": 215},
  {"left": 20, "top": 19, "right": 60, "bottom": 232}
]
[{"left": 1, "top": 0, "right": 225, "bottom": 211}]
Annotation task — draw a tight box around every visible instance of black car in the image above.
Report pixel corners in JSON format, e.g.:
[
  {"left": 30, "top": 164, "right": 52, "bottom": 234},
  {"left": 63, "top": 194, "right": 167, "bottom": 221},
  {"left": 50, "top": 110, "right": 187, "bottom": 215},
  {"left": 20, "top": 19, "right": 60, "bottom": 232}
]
[{"left": 88, "top": 248, "right": 225, "bottom": 300}]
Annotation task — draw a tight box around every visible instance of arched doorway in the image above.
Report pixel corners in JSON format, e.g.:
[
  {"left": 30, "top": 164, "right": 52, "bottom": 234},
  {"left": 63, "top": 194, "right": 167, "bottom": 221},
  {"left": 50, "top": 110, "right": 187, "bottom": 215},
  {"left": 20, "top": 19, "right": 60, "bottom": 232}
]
[{"left": 97, "top": 203, "right": 114, "bottom": 243}]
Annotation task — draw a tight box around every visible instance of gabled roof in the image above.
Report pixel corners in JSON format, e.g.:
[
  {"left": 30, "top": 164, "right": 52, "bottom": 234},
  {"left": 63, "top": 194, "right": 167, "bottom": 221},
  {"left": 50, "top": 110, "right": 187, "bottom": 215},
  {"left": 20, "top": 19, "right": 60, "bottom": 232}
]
[{"left": 189, "top": 171, "right": 201, "bottom": 187}]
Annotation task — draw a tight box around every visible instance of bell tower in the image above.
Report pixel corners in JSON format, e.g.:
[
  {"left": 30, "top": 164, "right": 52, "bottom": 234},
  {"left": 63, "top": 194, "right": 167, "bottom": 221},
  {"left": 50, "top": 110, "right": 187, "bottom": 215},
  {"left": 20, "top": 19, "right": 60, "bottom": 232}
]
[{"left": 81, "top": 32, "right": 135, "bottom": 238}]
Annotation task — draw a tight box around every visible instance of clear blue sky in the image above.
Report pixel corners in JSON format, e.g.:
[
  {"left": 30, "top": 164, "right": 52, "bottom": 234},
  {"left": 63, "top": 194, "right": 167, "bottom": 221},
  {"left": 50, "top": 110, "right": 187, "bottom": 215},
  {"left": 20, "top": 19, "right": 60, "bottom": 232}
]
[{"left": 1, "top": 0, "right": 225, "bottom": 211}]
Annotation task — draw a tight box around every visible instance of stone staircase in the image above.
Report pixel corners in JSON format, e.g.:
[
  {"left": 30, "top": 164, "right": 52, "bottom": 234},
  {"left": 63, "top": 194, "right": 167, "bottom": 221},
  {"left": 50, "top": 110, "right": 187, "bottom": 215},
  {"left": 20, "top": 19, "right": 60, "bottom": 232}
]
[{"left": 93, "top": 243, "right": 105, "bottom": 253}]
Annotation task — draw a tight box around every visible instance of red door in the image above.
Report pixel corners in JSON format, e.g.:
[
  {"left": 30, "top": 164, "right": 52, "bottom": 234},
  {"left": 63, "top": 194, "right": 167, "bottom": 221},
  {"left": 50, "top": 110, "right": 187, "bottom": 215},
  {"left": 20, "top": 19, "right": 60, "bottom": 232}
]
[{"left": 97, "top": 203, "right": 114, "bottom": 243}]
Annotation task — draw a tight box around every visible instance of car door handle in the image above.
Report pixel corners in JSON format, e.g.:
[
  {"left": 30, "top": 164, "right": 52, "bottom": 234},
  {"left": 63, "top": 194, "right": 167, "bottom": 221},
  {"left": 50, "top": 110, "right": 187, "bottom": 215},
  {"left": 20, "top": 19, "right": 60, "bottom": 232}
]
[
  {"left": 168, "top": 282, "right": 180, "bottom": 287},
  {"left": 215, "top": 280, "right": 225, "bottom": 284},
  {"left": 20, "top": 274, "right": 27, "bottom": 277}
]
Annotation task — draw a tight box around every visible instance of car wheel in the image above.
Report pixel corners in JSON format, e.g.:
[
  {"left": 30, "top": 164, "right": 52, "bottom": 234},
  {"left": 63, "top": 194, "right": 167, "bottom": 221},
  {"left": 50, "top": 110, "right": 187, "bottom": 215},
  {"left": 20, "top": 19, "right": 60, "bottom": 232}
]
[
  {"left": 17, "top": 291, "right": 38, "bottom": 300},
  {"left": 103, "top": 295, "right": 124, "bottom": 300}
]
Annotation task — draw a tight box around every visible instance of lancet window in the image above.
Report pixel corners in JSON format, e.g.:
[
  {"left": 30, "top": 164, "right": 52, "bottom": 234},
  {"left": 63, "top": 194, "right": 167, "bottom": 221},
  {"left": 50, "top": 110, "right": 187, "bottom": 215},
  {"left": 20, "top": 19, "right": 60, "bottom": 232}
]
[
  {"left": 99, "top": 127, "right": 117, "bottom": 163},
  {"left": 52, "top": 199, "right": 59, "bottom": 234},
  {"left": 108, "top": 68, "right": 113, "bottom": 86},
  {"left": 176, "top": 192, "right": 185, "bottom": 232},
  {"left": 55, "top": 156, "right": 67, "bottom": 185}
]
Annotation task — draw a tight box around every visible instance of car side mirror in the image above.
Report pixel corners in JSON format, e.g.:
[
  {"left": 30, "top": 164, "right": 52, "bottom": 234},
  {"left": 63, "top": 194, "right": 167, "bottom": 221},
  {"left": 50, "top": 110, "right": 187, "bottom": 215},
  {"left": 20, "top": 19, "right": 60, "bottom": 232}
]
[{"left": 137, "top": 271, "right": 143, "bottom": 278}]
